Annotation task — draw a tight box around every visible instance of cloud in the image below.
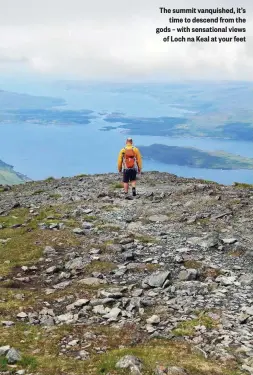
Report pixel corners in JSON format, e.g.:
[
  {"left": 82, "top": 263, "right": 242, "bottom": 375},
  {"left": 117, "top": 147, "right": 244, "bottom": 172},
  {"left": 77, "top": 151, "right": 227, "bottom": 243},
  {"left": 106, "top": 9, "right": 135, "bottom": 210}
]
[{"left": 0, "top": 0, "right": 252, "bottom": 81}]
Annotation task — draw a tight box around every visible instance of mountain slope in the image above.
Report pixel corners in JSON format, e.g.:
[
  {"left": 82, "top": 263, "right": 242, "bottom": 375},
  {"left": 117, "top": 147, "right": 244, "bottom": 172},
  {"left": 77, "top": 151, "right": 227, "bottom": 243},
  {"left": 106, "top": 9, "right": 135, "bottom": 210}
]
[
  {"left": 0, "top": 159, "right": 30, "bottom": 185},
  {"left": 0, "top": 172, "right": 252, "bottom": 374}
]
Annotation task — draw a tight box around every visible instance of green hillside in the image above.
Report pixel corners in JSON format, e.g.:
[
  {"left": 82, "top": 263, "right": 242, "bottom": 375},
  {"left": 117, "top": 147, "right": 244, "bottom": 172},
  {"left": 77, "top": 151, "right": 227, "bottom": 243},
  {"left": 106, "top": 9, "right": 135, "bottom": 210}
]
[{"left": 0, "top": 159, "right": 30, "bottom": 185}]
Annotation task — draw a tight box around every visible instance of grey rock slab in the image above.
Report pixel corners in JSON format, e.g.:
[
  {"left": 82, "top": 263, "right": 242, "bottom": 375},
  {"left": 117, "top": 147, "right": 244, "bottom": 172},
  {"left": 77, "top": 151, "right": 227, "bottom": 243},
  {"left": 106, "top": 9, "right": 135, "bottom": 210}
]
[
  {"left": 178, "top": 269, "right": 198, "bottom": 281},
  {"left": 1, "top": 321, "right": 15, "bottom": 327},
  {"left": 53, "top": 281, "right": 71, "bottom": 289},
  {"left": 16, "top": 312, "right": 28, "bottom": 319},
  {"left": 6, "top": 348, "right": 22, "bottom": 364},
  {"left": 146, "top": 315, "right": 160, "bottom": 325},
  {"left": 43, "top": 245, "right": 56, "bottom": 255},
  {"left": 0, "top": 345, "right": 10, "bottom": 356},
  {"left": 46, "top": 265, "right": 58, "bottom": 274},
  {"left": 245, "top": 306, "right": 253, "bottom": 316},
  {"left": 239, "top": 274, "right": 253, "bottom": 286},
  {"left": 73, "top": 228, "right": 86, "bottom": 235},
  {"left": 65, "top": 257, "right": 84, "bottom": 271},
  {"left": 78, "top": 277, "right": 107, "bottom": 286},
  {"left": 143, "top": 271, "right": 171, "bottom": 288},
  {"left": 222, "top": 238, "right": 237, "bottom": 244},
  {"left": 216, "top": 276, "right": 237, "bottom": 286},
  {"left": 103, "top": 307, "right": 122, "bottom": 319},
  {"left": 56, "top": 313, "right": 77, "bottom": 324},
  {"left": 148, "top": 214, "right": 168, "bottom": 222},
  {"left": 116, "top": 355, "right": 142, "bottom": 374}
]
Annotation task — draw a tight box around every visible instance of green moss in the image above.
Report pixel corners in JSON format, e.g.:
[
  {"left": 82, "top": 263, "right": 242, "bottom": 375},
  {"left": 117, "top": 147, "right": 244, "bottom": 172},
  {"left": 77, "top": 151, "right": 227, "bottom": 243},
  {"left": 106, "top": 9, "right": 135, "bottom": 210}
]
[
  {"left": 172, "top": 314, "right": 217, "bottom": 337},
  {"left": 48, "top": 193, "right": 62, "bottom": 199}
]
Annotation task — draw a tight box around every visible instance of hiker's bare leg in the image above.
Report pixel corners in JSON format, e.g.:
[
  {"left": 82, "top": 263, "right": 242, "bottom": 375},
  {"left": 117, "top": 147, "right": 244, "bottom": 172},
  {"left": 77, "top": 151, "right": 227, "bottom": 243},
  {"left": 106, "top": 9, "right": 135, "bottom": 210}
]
[
  {"left": 124, "top": 182, "right": 129, "bottom": 193},
  {"left": 131, "top": 180, "right": 136, "bottom": 188}
]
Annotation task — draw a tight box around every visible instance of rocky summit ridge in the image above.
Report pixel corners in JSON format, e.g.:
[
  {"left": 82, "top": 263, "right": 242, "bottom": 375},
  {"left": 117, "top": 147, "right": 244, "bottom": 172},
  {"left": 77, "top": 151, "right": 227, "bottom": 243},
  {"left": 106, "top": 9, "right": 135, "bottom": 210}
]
[{"left": 0, "top": 172, "right": 253, "bottom": 375}]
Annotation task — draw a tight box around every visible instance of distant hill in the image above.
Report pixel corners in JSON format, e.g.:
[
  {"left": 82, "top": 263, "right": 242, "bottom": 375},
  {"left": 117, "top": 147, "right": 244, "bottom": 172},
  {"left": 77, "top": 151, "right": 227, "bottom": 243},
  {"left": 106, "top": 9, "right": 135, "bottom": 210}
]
[
  {"left": 0, "top": 159, "right": 30, "bottom": 185},
  {"left": 0, "top": 89, "right": 65, "bottom": 110},
  {"left": 139, "top": 144, "right": 253, "bottom": 170}
]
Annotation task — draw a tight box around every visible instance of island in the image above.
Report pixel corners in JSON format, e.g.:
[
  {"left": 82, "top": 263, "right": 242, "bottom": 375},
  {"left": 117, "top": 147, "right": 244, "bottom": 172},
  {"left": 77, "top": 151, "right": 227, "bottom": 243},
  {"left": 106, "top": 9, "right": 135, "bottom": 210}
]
[
  {"left": 139, "top": 144, "right": 253, "bottom": 170},
  {"left": 103, "top": 114, "right": 253, "bottom": 141},
  {"left": 1, "top": 109, "right": 96, "bottom": 126}
]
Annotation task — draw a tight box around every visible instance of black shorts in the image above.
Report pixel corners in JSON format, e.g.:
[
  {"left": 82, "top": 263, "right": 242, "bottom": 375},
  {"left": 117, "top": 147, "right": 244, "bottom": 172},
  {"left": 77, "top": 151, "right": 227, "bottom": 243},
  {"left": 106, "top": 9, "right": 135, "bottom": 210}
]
[{"left": 123, "top": 168, "right": 137, "bottom": 183}]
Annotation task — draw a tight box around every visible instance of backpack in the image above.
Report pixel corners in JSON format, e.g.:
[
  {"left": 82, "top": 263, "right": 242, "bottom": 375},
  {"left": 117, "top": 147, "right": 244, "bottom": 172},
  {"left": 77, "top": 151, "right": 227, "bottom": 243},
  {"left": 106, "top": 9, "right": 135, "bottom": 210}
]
[{"left": 123, "top": 146, "right": 136, "bottom": 169}]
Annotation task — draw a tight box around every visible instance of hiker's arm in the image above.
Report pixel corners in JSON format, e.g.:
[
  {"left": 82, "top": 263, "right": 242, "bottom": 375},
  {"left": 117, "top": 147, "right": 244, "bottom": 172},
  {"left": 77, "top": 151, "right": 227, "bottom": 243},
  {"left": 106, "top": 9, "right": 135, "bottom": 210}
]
[
  {"left": 135, "top": 148, "right": 142, "bottom": 172},
  {"left": 117, "top": 149, "right": 124, "bottom": 172}
]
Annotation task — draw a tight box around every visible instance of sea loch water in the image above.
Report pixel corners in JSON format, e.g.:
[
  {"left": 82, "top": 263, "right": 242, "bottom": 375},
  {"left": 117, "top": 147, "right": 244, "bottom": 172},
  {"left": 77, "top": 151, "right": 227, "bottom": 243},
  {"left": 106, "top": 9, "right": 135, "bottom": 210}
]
[{"left": 0, "top": 80, "right": 252, "bottom": 185}]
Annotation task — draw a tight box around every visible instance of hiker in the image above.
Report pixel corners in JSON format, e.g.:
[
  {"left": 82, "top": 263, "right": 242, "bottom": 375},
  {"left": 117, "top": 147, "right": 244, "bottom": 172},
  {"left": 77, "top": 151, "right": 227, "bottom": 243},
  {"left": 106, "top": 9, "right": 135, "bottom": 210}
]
[{"left": 117, "top": 138, "right": 142, "bottom": 198}]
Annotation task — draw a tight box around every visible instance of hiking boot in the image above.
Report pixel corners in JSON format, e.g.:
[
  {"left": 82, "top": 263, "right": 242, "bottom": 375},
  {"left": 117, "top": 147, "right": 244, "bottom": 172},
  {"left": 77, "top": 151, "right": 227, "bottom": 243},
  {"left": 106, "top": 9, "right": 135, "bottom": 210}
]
[
  {"left": 132, "top": 187, "right": 136, "bottom": 196},
  {"left": 125, "top": 194, "right": 133, "bottom": 200}
]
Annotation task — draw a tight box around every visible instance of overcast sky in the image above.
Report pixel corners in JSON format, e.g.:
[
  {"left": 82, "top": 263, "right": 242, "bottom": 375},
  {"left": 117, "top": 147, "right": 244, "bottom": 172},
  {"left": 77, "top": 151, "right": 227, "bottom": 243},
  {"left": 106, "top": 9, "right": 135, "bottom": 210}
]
[{"left": 0, "top": 0, "right": 252, "bottom": 81}]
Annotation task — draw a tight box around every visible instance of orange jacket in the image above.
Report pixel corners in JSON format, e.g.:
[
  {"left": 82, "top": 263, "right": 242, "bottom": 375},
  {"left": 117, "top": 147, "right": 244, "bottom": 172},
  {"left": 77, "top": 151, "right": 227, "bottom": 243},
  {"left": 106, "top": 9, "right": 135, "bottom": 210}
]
[{"left": 118, "top": 144, "right": 142, "bottom": 172}]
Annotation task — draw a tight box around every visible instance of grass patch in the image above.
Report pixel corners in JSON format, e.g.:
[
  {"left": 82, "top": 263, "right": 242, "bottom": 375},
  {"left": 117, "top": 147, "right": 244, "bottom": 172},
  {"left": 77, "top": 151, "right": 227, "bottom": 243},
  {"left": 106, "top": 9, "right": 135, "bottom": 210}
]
[
  {"left": 0, "top": 224, "right": 80, "bottom": 276},
  {"left": 76, "top": 173, "right": 89, "bottom": 178},
  {"left": 101, "top": 205, "right": 120, "bottom": 212},
  {"left": 80, "top": 215, "right": 97, "bottom": 223},
  {"left": 200, "top": 179, "right": 217, "bottom": 184},
  {"left": 172, "top": 313, "right": 217, "bottom": 337},
  {"left": 111, "top": 182, "right": 123, "bottom": 189},
  {"left": 0, "top": 356, "right": 8, "bottom": 371},
  {"left": 228, "top": 250, "right": 245, "bottom": 257},
  {"left": 45, "top": 177, "right": 55, "bottom": 182},
  {"left": 0, "top": 324, "right": 242, "bottom": 375},
  {"left": 233, "top": 182, "right": 253, "bottom": 189},
  {"left": 0, "top": 208, "right": 28, "bottom": 227},
  {"left": 184, "top": 260, "right": 202, "bottom": 269},
  {"left": 201, "top": 267, "right": 221, "bottom": 280},
  {"left": 130, "top": 263, "right": 161, "bottom": 273},
  {"left": 32, "top": 189, "right": 45, "bottom": 195},
  {"left": 96, "top": 224, "right": 121, "bottom": 232},
  {"left": 134, "top": 235, "right": 157, "bottom": 244},
  {"left": 197, "top": 218, "right": 210, "bottom": 225},
  {"left": 94, "top": 339, "right": 242, "bottom": 375},
  {"left": 84, "top": 261, "right": 117, "bottom": 274},
  {"left": 48, "top": 193, "right": 62, "bottom": 199},
  {"left": 0, "top": 287, "right": 36, "bottom": 315},
  {"left": 20, "top": 355, "right": 38, "bottom": 371}
]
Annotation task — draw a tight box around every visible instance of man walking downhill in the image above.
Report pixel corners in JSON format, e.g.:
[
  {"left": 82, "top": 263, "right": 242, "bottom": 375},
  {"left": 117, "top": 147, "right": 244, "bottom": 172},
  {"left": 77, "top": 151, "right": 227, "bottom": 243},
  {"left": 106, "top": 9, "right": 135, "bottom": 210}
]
[{"left": 117, "top": 138, "right": 142, "bottom": 199}]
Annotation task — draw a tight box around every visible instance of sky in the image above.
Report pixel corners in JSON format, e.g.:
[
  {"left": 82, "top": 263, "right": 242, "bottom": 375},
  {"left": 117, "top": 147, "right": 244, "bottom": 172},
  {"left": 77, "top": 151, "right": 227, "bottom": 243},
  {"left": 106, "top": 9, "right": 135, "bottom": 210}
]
[{"left": 0, "top": 0, "right": 252, "bottom": 81}]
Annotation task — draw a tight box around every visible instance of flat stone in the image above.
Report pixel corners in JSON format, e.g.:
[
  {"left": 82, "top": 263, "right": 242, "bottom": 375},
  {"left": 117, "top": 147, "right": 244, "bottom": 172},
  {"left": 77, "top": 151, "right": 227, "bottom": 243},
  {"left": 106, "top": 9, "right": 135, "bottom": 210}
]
[
  {"left": 16, "top": 312, "right": 28, "bottom": 319},
  {"left": 143, "top": 271, "right": 171, "bottom": 288},
  {"left": 146, "top": 315, "right": 160, "bottom": 325},
  {"left": 222, "top": 238, "right": 237, "bottom": 244},
  {"left": 78, "top": 277, "right": 106, "bottom": 286},
  {"left": 148, "top": 215, "right": 168, "bottom": 223},
  {"left": 103, "top": 307, "right": 122, "bottom": 319}
]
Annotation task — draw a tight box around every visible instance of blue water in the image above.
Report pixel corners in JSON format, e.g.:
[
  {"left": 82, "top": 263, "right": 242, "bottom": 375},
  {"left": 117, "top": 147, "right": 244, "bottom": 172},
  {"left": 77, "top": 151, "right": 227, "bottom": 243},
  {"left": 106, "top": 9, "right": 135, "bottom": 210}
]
[{"left": 0, "top": 80, "right": 252, "bottom": 185}]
